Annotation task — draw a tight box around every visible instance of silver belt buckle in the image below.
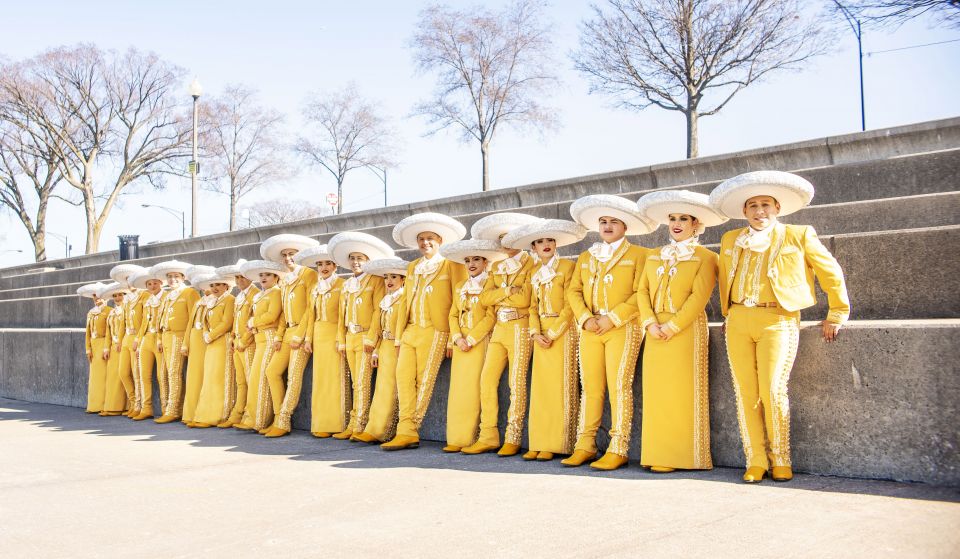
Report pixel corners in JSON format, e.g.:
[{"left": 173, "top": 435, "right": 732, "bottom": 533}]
[
  {"left": 348, "top": 323, "right": 364, "bottom": 334},
  {"left": 497, "top": 308, "right": 518, "bottom": 322}
]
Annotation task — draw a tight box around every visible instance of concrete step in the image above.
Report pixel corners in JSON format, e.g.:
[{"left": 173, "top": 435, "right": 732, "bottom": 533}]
[{"left": 3, "top": 318, "right": 956, "bottom": 486}]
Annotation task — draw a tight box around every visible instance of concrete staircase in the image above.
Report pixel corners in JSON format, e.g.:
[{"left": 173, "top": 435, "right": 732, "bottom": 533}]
[{"left": 1, "top": 118, "right": 958, "bottom": 486}]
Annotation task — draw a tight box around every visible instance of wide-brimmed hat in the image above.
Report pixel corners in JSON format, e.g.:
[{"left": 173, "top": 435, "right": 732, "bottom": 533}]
[
  {"left": 109, "top": 264, "right": 146, "bottom": 286},
  {"left": 193, "top": 273, "right": 235, "bottom": 291},
  {"left": 439, "top": 239, "right": 508, "bottom": 263},
  {"left": 240, "top": 259, "right": 285, "bottom": 282},
  {"left": 636, "top": 190, "right": 728, "bottom": 234},
  {"left": 260, "top": 234, "right": 320, "bottom": 264},
  {"left": 470, "top": 212, "right": 542, "bottom": 243},
  {"left": 77, "top": 282, "right": 107, "bottom": 299},
  {"left": 215, "top": 259, "right": 248, "bottom": 278},
  {"left": 185, "top": 265, "right": 216, "bottom": 285},
  {"left": 501, "top": 219, "right": 587, "bottom": 249},
  {"left": 151, "top": 260, "right": 192, "bottom": 279},
  {"left": 129, "top": 268, "right": 165, "bottom": 290},
  {"left": 709, "top": 170, "right": 814, "bottom": 219},
  {"left": 392, "top": 213, "right": 466, "bottom": 249},
  {"left": 98, "top": 281, "right": 129, "bottom": 299},
  {"left": 327, "top": 232, "right": 395, "bottom": 270},
  {"left": 569, "top": 194, "right": 656, "bottom": 235},
  {"left": 294, "top": 246, "right": 335, "bottom": 268},
  {"left": 363, "top": 258, "right": 411, "bottom": 277}
]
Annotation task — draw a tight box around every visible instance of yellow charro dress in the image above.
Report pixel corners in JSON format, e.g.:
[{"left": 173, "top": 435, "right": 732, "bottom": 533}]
[
  {"left": 122, "top": 290, "right": 148, "bottom": 416},
  {"left": 84, "top": 301, "right": 110, "bottom": 413},
  {"left": 135, "top": 290, "right": 164, "bottom": 417},
  {"left": 102, "top": 303, "right": 128, "bottom": 413},
  {"left": 297, "top": 276, "right": 348, "bottom": 434},
  {"left": 158, "top": 285, "right": 200, "bottom": 418},
  {"left": 193, "top": 292, "right": 236, "bottom": 426},
  {"left": 180, "top": 297, "right": 210, "bottom": 423}
]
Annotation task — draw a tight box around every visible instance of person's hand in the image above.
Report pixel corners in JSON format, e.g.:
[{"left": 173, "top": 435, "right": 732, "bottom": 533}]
[
  {"left": 509, "top": 286, "right": 522, "bottom": 295},
  {"left": 86, "top": 351, "right": 93, "bottom": 363},
  {"left": 180, "top": 346, "right": 189, "bottom": 356},
  {"left": 273, "top": 341, "right": 282, "bottom": 352},
  {"left": 455, "top": 338, "right": 472, "bottom": 353},
  {"left": 132, "top": 340, "right": 140, "bottom": 351},
  {"left": 290, "top": 340, "right": 301, "bottom": 350},
  {"left": 371, "top": 354, "right": 379, "bottom": 368},
  {"left": 445, "top": 347, "right": 453, "bottom": 358},
  {"left": 661, "top": 326, "right": 676, "bottom": 341},
  {"left": 646, "top": 323, "right": 666, "bottom": 340},
  {"left": 533, "top": 334, "right": 552, "bottom": 349},
  {"left": 595, "top": 315, "right": 615, "bottom": 335},
  {"left": 363, "top": 344, "right": 375, "bottom": 354},
  {"left": 302, "top": 341, "right": 313, "bottom": 354},
  {"left": 583, "top": 317, "right": 600, "bottom": 333},
  {"left": 102, "top": 349, "right": 109, "bottom": 360},
  {"left": 822, "top": 321, "right": 841, "bottom": 342}
]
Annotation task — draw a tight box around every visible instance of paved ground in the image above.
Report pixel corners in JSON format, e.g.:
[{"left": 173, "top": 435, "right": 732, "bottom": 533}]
[{"left": 1, "top": 398, "right": 958, "bottom": 559}]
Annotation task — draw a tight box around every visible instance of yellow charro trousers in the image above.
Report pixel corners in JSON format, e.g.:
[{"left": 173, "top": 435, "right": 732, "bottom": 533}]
[
  {"left": 193, "top": 336, "right": 235, "bottom": 425},
  {"left": 86, "top": 338, "right": 108, "bottom": 413},
  {"left": 227, "top": 345, "right": 256, "bottom": 423},
  {"left": 161, "top": 331, "right": 187, "bottom": 418},
  {"left": 363, "top": 341, "right": 399, "bottom": 441},
  {"left": 137, "top": 333, "right": 165, "bottom": 415},
  {"left": 265, "top": 330, "right": 312, "bottom": 432},
  {"left": 345, "top": 332, "right": 374, "bottom": 433},
  {"left": 575, "top": 322, "right": 643, "bottom": 457},
  {"left": 103, "top": 344, "right": 127, "bottom": 412},
  {"left": 180, "top": 328, "right": 207, "bottom": 423},
  {"left": 395, "top": 325, "right": 449, "bottom": 438},
  {"left": 118, "top": 333, "right": 136, "bottom": 411},
  {"left": 240, "top": 329, "right": 278, "bottom": 430},
  {"left": 725, "top": 304, "right": 800, "bottom": 470},
  {"left": 475, "top": 322, "right": 532, "bottom": 447},
  {"left": 310, "top": 322, "right": 350, "bottom": 433},
  {"left": 446, "top": 337, "right": 489, "bottom": 447},
  {"left": 528, "top": 320, "right": 579, "bottom": 455}
]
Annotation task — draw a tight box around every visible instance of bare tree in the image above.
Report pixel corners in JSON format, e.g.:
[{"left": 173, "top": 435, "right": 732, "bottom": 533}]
[
  {"left": 836, "top": 1, "right": 960, "bottom": 28},
  {"left": 295, "top": 83, "right": 394, "bottom": 215},
  {"left": 203, "top": 85, "right": 290, "bottom": 231},
  {"left": 243, "top": 198, "right": 324, "bottom": 227},
  {"left": 0, "top": 45, "right": 191, "bottom": 254},
  {"left": 574, "top": 0, "right": 828, "bottom": 158},
  {"left": 411, "top": 0, "right": 559, "bottom": 191}
]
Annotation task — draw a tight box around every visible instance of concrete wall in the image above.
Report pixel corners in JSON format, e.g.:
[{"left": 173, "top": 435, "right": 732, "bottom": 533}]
[{"left": 3, "top": 320, "right": 957, "bottom": 486}]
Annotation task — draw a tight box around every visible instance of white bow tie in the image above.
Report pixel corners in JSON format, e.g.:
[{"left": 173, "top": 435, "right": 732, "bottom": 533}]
[
  {"left": 531, "top": 257, "right": 558, "bottom": 288},
  {"left": 344, "top": 274, "right": 365, "bottom": 294},
  {"left": 735, "top": 226, "right": 774, "bottom": 253},
  {"left": 414, "top": 256, "right": 443, "bottom": 276},
  {"left": 380, "top": 289, "right": 403, "bottom": 311},
  {"left": 588, "top": 242, "right": 616, "bottom": 263},
  {"left": 461, "top": 272, "right": 488, "bottom": 296},
  {"left": 314, "top": 276, "right": 334, "bottom": 296},
  {"left": 660, "top": 238, "right": 697, "bottom": 265}
]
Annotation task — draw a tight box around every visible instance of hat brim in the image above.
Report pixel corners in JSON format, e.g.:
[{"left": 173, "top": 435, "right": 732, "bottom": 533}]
[
  {"left": 129, "top": 272, "right": 164, "bottom": 290},
  {"left": 239, "top": 260, "right": 285, "bottom": 282},
  {"left": 293, "top": 247, "right": 334, "bottom": 268},
  {"left": 195, "top": 276, "right": 236, "bottom": 291},
  {"left": 260, "top": 234, "right": 320, "bottom": 264},
  {"left": 638, "top": 201, "right": 727, "bottom": 228},
  {"left": 109, "top": 264, "right": 146, "bottom": 285},
  {"left": 99, "top": 282, "right": 129, "bottom": 299},
  {"left": 393, "top": 214, "right": 467, "bottom": 249},
  {"left": 574, "top": 206, "right": 656, "bottom": 235},
  {"left": 710, "top": 171, "right": 814, "bottom": 220},
  {"left": 362, "top": 258, "right": 411, "bottom": 277},
  {"left": 470, "top": 213, "right": 542, "bottom": 242},
  {"left": 439, "top": 240, "right": 508, "bottom": 264},
  {"left": 501, "top": 219, "right": 587, "bottom": 249},
  {"left": 215, "top": 259, "right": 249, "bottom": 278},
  {"left": 152, "top": 262, "right": 192, "bottom": 279},
  {"left": 328, "top": 233, "right": 395, "bottom": 269}
]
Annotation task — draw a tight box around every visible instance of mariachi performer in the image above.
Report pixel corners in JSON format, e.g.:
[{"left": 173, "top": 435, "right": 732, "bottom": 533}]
[
  {"left": 635, "top": 190, "right": 727, "bottom": 473},
  {"left": 132, "top": 266, "right": 166, "bottom": 420},
  {"left": 292, "top": 246, "right": 348, "bottom": 438},
  {"left": 259, "top": 234, "right": 319, "bottom": 437},
  {"left": 181, "top": 266, "right": 216, "bottom": 426},
  {"left": 78, "top": 282, "right": 108, "bottom": 414},
  {"left": 152, "top": 260, "right": 199, "bottom": 424},
  {"left": 216, "top": 259, "right": 258, "bottom": 428},
  {"left": 327, "top": 232, "right": 392, "bottom": 439},
  {"left": 502, "top": 218, "right": 587, "bottom": 461},
  {"left": 439, "top": 239, "right": 503, "bottom": 452},
  {"left": 460, "top": 213, "right": 540, "bottom": 457},
  {"left": 100, "top": 282, "right": 131, "bottom": 416},
  {"left": 108, "top": 264, "right": 146, "bottom": 416},
  {"left": 562, "top": 195, "right": 655, "bottom": 471},
  {"left": 709, "top": 171, "right": 850, "bottom": 483},
  {"left": 352, "top": 258, "right": 410, "bottom": 443},
  {"left": 381, "top": 213, "right": 467, "bottom": 450},
  {"left": 192, "top": 273, "right": 237, "bottom": 428},
  {"left": 234, "top": 259, "right": 284, "bottom": 432}
]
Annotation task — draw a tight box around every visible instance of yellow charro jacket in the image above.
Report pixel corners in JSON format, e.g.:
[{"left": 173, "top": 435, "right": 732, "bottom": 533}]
[
  {"left": 232, "top": 285, "right": 260, "bottom": 351},
  {"left": 364, "top": 288, "right": 404, "bottom": 350},
  {"left": 529, "top": 257, "right": 576, "bottom": 341},
  {"left": 124, "top": 290, "right": 149, "bottom": 337},
  {"left": 277, "top": 266, "right": 318, "bottom": 340},
  {"left": 137, "top": 290, "right": 165, "bottom": 340},
  {"left": 637, "top": 245, "right": 718, "bottom": 334},
  {"left": 251, "top": 286, "right": 283, "bottom": 332},
  {"left": 297, "top": 276, "right": 344, "bottom": 343},
  {"left": 204, "top": 293, "right": 235, "bottom": 343},
  {"left": 337, "top": 274, "right": 386, "bottom": 348},
  {"left": 449, "top": 277, "right": 496, "bottom": 347},
  {"left": 106, "top": 304, "right": 125, "bottom": 351},
  {"left": 85, "top": 302, "right": 110, "bottom": 354},
  {"left": 567, "top": 240, "right": 650, "bottom": 329},
  {"left": 718, "top": 223, "right": 850, "bottom": 323},
  {"left": 159, "top": 287, "right": 200, "bottom": 334},
  {"left": 479, "top": 251, "right": 535, "bottom": 313},
  {"left": 394, "top": 256, "right": 467, "bottom": 343}
]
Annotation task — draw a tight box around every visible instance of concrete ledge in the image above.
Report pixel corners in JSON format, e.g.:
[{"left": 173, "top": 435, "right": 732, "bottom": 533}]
[{"left": 3, "top": 320, "right": 957, "bottom": 486}]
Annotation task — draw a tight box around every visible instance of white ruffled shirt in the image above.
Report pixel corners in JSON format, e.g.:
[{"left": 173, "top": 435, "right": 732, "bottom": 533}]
[
  {"left": 460, "top": 271, "right": 489, "bottom": 296},
  {"left": 660, "top": 237, "right": 698, "bottom": 266},
  {"left": 379, "top": 288, "right": 404, "bottom": 311},
  {"left": 313, "top": 275, "right": 335, "bottom": 297},
  {"left": 414, "top": 253, "right": 445, "bottom": 276},
  {"left": 343, "top": 273, "right": 367, "bottom": 294},
  {"left": 588, "top": 237, "right": 625, "bottom": 263},
  {"left": 735, "top": 224, "right": 775, "bottom": 253},
  {"left": 531, "top": 255, "right": 559, "bottom": 288}
]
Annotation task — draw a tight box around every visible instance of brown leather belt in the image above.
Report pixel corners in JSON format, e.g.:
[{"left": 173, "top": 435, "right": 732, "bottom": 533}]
[
  {"left": 539, "top": 313, "right": 559, "bottom": 318},
  {"left": 735, "top": 301, "right": 779, "bottom": 308}
]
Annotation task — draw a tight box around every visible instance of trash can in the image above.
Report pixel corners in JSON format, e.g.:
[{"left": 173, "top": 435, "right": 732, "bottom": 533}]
[{"left": 118, "top": 235, "right": 140, "bottom": 261}]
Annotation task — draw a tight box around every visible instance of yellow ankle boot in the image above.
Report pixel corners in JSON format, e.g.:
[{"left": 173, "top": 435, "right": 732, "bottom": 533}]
[
  {"left": 497, "top": 443, "right": 520, "bottom": 457},
  {"left": 522, "top": 450, "right": 538, "bottom": 460},
  {"left": 460, "top": 442, "right": 498, "bottom": 455},
  {"left": 264, "top": 427, "right": 289, "bottom": 438},
  {"left": 560, "top": 450, "right": 596, "bottom": 467},
  {"left": 312, "top": 431, "right": 332, "bottom": 438},
  {"left": 381, "top": 435, "right": 420, "bottom": 451},
  {"left": 650, "top": 466, "right": 675, "bottom": 473},
  {"left": 351, "top": 432, "right": 378, "bottom": 443},
  {"left": 590, "top": 452, "right": 628, "bottom": 471},
  {"left": 743, "top": 466, "right": 766, "bottom": 483},
  {"left": 332, "top": 430, "right": 353, "bottom": 440},
  {"left": 771, "top": 466, "right": 793, "bottom": 482},
  {"left": 442, "top": 445, "right": 462, "bottom": 453},
  {"left": 536, "top": 452, "right": 554, "bottom": 461}
]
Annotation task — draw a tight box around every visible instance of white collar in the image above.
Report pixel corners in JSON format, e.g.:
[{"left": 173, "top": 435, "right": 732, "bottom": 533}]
[{"left": 462, "top": 270, "right": 488, "bottom": 295}]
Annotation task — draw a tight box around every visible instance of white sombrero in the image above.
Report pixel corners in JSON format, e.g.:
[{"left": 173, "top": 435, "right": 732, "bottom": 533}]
[
  {"left": 327, "top": 232, "right": 395, "bottom": 270},
  {"left": 501, "top": 219, "right": 587, "bottom": 249},
  {"left": 470, "top": 212, "right": 542, "bottom": 243},
  {"left": 185, "top": 265, "right": 216, "bottom": 284},
  {"left": 637, "top": 190, "right": 728, "bottom": 235},
  {"left": 439, "top": 239, "right": 508, "bottom": 263},
  {"left": 240, "top": 259, "right": 285, "bottom": 282},
  {"left": 215, "top": 259, "right": 248, "bottom": 278},
  {"left": 569, "top": 194, "right": 657, "bottom": 235},
  {"left": 294, "top": 245, "right": 335, "bottom": 268},
  {"left": 109, "top": 264, "right": 146, "bottom": 286},
  {"left": 709, "top": 171, "right": 814, "bottom": 219},
  {"left": 392, "top": 213, "right": 466, "bottom": 249},
  {"left": 193, "top": 273, "right": 235, "bottom": 291},
  {"left": 129, "top": 268, "right": 165, "bottom": 290},
  {"left": 77, "top": 282, "right": 107, "bottom": 299},
  {"left": 260, "top": 234, "right": 320, "bottom": 264},
  {"left": 98, "top": 281, "right": 129, "bottom": 299},
  {"left": 151, "top": 260, "right": 192, "bottom": 279},
  {"left": 363, "top": 258, "right": 411, "bottom": 277}
]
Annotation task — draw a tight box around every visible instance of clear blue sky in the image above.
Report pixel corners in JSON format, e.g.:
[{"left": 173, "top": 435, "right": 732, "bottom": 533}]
[{"left": 1, "top": 0, "right": 958, "bottom": 267}]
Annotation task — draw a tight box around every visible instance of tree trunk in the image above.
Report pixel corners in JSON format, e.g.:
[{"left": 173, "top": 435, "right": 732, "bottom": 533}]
[
  {"left": 229, "top": 184, "right": 237, "bottom": 231},
  {"left": 480, "top": 141, "right": 490, "bottom": 192},
  {"left": 685, "top": 109, "right": 699, "bottom": 159},
  {"left": 33, "top": 231, "right": 47, "bottom": 262},
  {"left": 337, "top": 180, "right": 344, "bottom": 215},
  {"left": 83, "top": 190, "right": 98, "bottom": 254}
]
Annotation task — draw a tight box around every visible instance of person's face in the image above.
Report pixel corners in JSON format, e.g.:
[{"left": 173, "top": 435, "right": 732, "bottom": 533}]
[
  {"left": 598, "top": 216, "right": 627, "bottom": 243},
  {"left": 348, "top": 252, "right": 369, "bottom": 275},
  {"left": 146, "top": 279, "right": 163, "bottom": 294},
  {"left": 532, "top": 238, "right": 557, "bottom": 261},
  {"left": 668, "top": 213, "right": 698, "bottom": 242},
  {"left": 211, "top": 282, "right": 228, "bottom": 296},
  {"left": 384, "top": 273, "right": 405, "bottom": 292},
  {"left": 464, "top": 255, "right": 487, "bottom": 277},
  {"left": 259, "top": 272, "right": 279, "bottom": 288},
  {"left": 743, "top": 196, "right": 780, "bottom": 230},
  {"left": 280, "top": 248, "right": 299, "bottom": 271},
  {"left": 316, "top": 260, "right": 338, "bottom": 279},
  {"left": 111, "top": 292, "right": 125, "bottom": 305},
  {"left": 417, "top": 231, "right": 442, "bottom": 258},
  {"left": 166, "top": 272, "right": 184, "bottom": 288},
  {"left": 93, "top": 296, "right": 104, "bottom": 306},
  {"left": 235, "top": 275, "right": 252, "bottom": 290},
  {"left": 499, "top": 232, "right": 520, "bottom": 258}
]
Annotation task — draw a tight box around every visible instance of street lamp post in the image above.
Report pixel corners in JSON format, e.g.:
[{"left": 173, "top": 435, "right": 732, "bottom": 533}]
[
  {"left": 189, "top": 78, "right": 203, "bottom": 238},
  {"left": 142, "top": 204, "right": 186, "bottom": 239},
  {"left": 367, "top": 164, "right": 388, "bottom": 207},
  {"left": 46, "top": 231, "right": 71, "bottom": 258},
  {"left": 834, "top": 1, "right": 866, "bottom": 131}
]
